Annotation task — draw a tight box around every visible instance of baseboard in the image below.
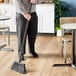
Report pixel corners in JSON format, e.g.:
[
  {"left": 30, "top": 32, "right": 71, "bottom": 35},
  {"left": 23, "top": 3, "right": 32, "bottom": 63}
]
[
  {"left": 37, "top": 33, "right": 56, "bottom": 36},
  {"left": 0, "top": 32, "right": 56, "bottom": 36},
  {"left": 0, "top": 32, "right": 16, "bottom": 35}
]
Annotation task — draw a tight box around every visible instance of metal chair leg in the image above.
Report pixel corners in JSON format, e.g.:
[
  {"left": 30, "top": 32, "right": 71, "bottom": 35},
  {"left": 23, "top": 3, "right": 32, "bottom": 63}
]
[
  {"left": 63, "top": 40, "right": 67, "bottom": 63},
  {"left": 8, "top": 27, "right": 10, "bottom": 45}
]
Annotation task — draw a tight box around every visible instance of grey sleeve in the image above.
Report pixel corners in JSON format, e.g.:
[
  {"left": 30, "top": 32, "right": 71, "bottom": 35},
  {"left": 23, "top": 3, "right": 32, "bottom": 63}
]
[
  {"left": 36, "top": 0, "right": 44, "bottom": 4},
  {"left": 17, "top": 0, "right": 27, "bottom": 14}
]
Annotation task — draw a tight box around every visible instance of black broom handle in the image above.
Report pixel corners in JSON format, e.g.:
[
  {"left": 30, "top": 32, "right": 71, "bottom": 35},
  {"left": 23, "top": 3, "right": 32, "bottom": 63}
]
[{"left": 21, "top": 3, "right": 32, "bottom": 50}]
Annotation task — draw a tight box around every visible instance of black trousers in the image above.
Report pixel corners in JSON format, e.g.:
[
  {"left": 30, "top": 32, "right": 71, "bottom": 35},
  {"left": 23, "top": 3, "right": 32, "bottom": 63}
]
[{"left": 16, "top": 12, "right": 38, "bottom": 56}]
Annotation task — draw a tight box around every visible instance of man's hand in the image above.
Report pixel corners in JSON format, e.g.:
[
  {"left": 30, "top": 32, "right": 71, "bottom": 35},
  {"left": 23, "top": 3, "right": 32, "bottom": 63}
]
[
  {"left": 30, "top": 0, "right": 36, "bottom": 4},
  {"left": 24, "top": 13, "right": 31, "bottom": 21}
]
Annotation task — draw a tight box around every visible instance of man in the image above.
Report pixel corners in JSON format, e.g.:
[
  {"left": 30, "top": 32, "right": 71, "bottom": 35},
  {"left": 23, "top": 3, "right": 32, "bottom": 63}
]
[{"left": 16, "top": 0, "right": 44, "bottom": 61}]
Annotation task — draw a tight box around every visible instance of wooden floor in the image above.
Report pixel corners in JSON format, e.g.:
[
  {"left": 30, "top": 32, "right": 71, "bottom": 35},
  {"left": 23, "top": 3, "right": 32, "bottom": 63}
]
[{"left": 0, "top": 35, "right": 75, "bottom": 76}]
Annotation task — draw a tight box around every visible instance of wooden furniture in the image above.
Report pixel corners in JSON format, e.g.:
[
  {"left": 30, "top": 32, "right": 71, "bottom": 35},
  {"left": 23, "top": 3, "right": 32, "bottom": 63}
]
[
  {"left": 53, "top": 23, "right": 76, "bottom": 68},
  {"left": 61, "top": 23, "right": 76, "bottom": 67},
  {"left": 60, "top": 17, "right": 76, "bottom": 63}
]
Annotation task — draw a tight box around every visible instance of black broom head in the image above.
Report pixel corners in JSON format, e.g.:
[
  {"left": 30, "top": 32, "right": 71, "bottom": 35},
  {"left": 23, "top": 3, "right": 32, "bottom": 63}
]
[{"left": 11, "top": 62, "right": 26, "bottom": 74}]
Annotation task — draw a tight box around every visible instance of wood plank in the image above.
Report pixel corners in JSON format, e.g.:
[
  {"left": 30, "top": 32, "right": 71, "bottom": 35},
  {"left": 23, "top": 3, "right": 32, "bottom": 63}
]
[{"left": 0, "top": 35, "right": 75, "bottom": 76}]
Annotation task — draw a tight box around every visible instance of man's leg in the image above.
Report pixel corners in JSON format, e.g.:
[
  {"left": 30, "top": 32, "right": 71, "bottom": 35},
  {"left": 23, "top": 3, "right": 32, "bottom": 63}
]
[
  {"left": 16, "top": 13, "right": 27, "bottom": 60},
  {"left": 28, "top": 12, "right": 38, "bottom": 57}
]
